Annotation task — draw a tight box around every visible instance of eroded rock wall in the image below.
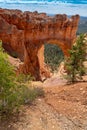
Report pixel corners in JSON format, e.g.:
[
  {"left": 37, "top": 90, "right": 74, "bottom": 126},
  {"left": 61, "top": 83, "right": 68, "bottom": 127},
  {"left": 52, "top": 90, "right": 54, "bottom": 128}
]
[{"left": 0, "top": 8, "right": 80, "bottom": 80}]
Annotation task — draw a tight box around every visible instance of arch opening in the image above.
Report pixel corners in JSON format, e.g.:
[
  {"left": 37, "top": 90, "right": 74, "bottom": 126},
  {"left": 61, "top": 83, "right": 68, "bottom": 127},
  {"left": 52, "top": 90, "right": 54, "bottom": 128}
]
[{"left": 44, "top": 43, "right": 64, "bottom": 73}]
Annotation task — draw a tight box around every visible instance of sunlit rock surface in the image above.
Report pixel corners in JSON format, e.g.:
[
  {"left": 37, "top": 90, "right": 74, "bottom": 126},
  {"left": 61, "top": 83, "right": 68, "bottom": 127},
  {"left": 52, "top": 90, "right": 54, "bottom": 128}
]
[{"left": 0, "top": 8, "right": 79, "bottom": 80}]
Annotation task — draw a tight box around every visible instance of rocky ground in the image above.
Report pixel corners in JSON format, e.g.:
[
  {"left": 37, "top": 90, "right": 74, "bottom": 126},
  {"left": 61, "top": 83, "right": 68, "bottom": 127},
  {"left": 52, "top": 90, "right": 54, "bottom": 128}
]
[
  {"left": 0, "top": 55, "right": 87, "bottom": 130},
  {"left": 0, "top": 74, "right": 87, "bottom": 130}
]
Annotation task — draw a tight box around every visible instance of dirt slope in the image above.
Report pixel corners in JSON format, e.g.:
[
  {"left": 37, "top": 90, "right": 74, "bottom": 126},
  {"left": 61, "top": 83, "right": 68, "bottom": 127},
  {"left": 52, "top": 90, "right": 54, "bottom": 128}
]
[
  {"left": 1, "top": 55, "right": 87, "bottom": 130},
  {"left": 0, "top": 80, "right": 87, "bottom": 130}
]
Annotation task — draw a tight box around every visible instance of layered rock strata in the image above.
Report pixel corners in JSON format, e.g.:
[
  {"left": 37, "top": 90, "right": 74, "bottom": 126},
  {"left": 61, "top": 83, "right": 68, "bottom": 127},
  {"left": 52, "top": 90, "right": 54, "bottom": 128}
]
[{"left": 0, "top": 8, "right": 80, "bottom": 80}]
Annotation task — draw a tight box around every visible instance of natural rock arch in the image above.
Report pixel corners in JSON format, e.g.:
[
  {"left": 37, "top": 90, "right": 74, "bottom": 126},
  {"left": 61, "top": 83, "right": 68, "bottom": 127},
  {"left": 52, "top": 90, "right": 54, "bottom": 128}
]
[{"left": 0, "top": 8, "right": 80, "bottom": 80}]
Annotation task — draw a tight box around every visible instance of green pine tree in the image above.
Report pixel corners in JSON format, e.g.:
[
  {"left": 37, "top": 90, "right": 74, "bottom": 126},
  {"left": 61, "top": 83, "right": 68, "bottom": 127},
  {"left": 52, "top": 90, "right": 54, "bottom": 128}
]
[{"left": 65, "top": 34, "right": 87, "bottom": 83}]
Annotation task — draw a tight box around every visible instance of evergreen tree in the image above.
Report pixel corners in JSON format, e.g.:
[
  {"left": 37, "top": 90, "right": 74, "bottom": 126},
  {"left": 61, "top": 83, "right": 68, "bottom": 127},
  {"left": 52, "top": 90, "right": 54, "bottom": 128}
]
[{"left": 65, "top": 34, "right": 87, "bottom": 83}]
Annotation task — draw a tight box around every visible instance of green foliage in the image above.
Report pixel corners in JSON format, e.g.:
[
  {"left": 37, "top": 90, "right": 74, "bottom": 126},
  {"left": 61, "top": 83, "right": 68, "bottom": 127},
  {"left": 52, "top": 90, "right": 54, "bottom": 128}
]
[
  {"left": 21, "top": 87, "right": 44, "bottom": 105},
  {"left": 16, "top": 73, "right": 34, "bottom": 84},
  {"left": 65, "top": 34, "right": 87, "bottom": 83},
  {"left": 44, "top": 44, "right": 64, "bottom": 71},
  {"left": 0, "top": 42, "right": 44, "bottom": 119}
]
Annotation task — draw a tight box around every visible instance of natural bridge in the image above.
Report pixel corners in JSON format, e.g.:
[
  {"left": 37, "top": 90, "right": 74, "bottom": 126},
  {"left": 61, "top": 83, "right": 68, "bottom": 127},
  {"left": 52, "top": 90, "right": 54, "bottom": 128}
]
[{"left": 0, "top": 8, "right": 79, "bottom": 80}]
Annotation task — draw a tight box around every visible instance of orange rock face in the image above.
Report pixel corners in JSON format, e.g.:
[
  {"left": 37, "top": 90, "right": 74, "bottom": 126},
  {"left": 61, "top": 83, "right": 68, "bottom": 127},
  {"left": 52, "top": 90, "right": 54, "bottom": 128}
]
[{"left": 0, "top": 8, "right": 80, "bottom": 80}]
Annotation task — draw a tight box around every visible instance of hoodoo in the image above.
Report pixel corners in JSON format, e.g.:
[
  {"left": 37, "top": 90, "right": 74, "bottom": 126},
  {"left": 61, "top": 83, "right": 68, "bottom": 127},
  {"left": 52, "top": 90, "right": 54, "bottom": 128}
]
[{"left": 0, "top": 8, "right": 80, "bottom": 80}]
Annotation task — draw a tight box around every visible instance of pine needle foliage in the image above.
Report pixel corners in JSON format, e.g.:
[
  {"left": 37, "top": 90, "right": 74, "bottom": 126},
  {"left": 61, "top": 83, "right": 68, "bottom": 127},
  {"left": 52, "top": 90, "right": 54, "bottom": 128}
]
[{"left": 65, "top": 34, "right": 87, "bottom": 83}]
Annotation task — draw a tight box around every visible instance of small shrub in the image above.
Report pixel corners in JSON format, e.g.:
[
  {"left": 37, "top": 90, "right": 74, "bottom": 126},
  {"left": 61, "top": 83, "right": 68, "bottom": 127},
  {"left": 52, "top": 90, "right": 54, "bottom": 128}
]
[
  {"left": 21, "top": 87, "right": 44, "bottom": 104},
  {"left": 0, "top": 43, "right": 44, "bottom": 119},
  {"left": 16, "top": 73, "right": 34, "bottom": 84}
]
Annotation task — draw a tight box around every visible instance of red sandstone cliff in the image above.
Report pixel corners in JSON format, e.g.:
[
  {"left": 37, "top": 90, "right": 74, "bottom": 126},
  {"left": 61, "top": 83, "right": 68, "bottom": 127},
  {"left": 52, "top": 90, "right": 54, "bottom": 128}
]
[{"left": 0, "top": 8, "right": 80, "bottom": 80}]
